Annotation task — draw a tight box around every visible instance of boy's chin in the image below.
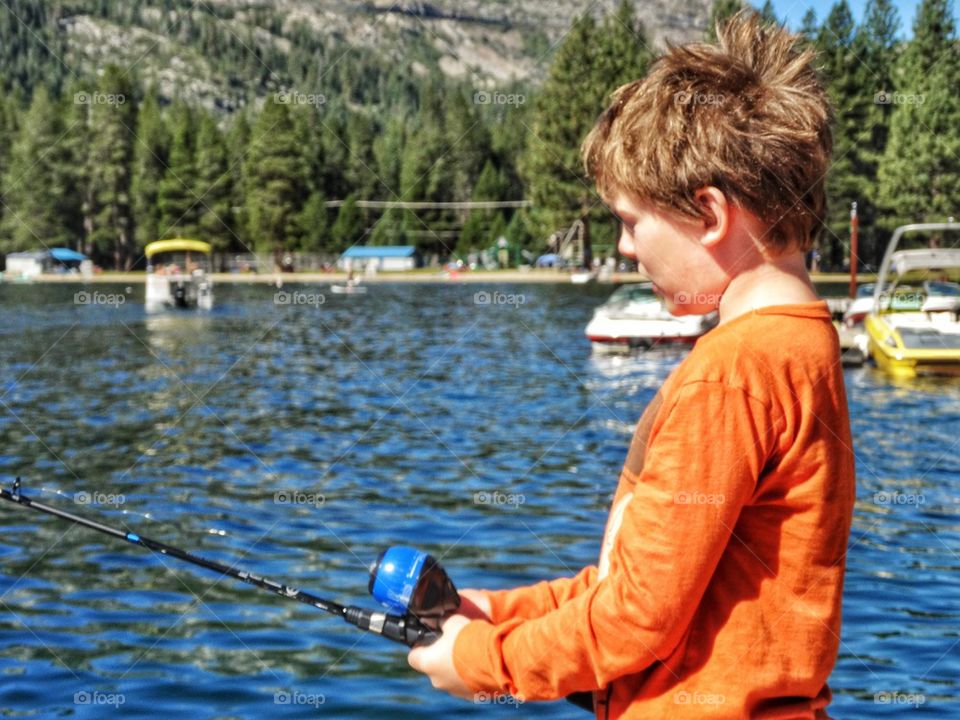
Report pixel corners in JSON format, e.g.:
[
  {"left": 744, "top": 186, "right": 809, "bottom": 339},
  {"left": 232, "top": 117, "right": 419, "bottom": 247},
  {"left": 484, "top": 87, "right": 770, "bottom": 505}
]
[
  {"left": 664, "top": 299, "right": 713, "bottom": 317},
  {"left": 664, "top": 301, "right": 692, "bottom": 317}
]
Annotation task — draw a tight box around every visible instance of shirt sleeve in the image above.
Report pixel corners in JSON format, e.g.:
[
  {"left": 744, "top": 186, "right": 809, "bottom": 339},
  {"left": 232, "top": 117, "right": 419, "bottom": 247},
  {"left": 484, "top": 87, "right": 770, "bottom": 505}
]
[
  {"left": 483, "top": 565, "right": 599, "bottom": 624},
  {"left": 452, "top": 381, "right": 776, "bottom": 699}
]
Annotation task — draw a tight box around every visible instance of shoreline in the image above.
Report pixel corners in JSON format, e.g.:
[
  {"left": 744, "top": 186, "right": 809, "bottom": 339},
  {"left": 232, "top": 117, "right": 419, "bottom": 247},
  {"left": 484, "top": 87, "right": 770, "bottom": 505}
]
[{"left": 10, "top": 271, "right": 875, "bottom": 285}]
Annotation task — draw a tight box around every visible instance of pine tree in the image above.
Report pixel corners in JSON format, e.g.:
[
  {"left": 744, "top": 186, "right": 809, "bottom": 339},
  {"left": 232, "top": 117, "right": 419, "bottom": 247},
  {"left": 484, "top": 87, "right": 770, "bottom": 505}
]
[
  {"left": 0, "top": 87, "right": 75, "bottom": 252},
  {"left": 157, "top": 103, "right": 199, "bottom": 239},
  {"left": 194, "top": 112, "right": 235, "bottom": 251},
  {"left": 317, "top": 102, "right": 349, "bottom": 200},
  {"left": 706, "top": 0, "right": 744, "bottom": 41},
  {"left": 443, "top": 89, "right": 490, "bottom": 203},
  {"left": 373, "top": 114, "right": 406, "bottom": 197},
  {"left": 243, "top": 97, "right": 309, "bottom": 255},
  {"left": 329, "top": 194, "right": 365, "bottom": 251},
  {"left": 877, "top": 0, "right": 960, "bottom": 231},
  {"left": 86, "top": 66, "right": 137, "bottom": 269},
  {"left": 757, "top": 0, "right": 778, "bottom": 25},
  {"left": 0, "top": 89, "right": 18, "bottom": 198},
  {"left": 504, "top": 209, "right": 534, "bottom": 252},
  {"left": 457, "top": 160, "right": 507, "bottom": 254},
  {"left": 398, "top": 84, "right": 454, "bottom": 256},
  {"left": 226, "top": 109, "right": 252, "bottom": 250},
  {"left": 131, "top": 91, "right": 170, "bottom": 251},
  {"left": 298, "top": 191, "right": 329, "bottom": 252},
  {"left": 799, "top": 9, "right": 819, "bottom": 42},
  {"left": 343, "top": 109, "right": 381, "bottom": 199},
  {"left": 817, "top": 1, "right": 868, "bottom": 269},
  {"left": 60, "top": 80, "right": 92, "bottom": 252},
  {"left": 853, "top": 0, "right": 900, "bottom": 266},
  {"left": 368, "top": 206, "right": 406, "bottom": 246}
]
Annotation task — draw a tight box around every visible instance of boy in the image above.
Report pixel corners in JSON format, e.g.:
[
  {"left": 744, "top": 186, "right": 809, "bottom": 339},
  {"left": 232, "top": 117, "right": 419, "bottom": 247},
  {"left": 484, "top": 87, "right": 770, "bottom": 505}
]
[{"left": 409, "top": 12, "right": 855, "bottom": 719}]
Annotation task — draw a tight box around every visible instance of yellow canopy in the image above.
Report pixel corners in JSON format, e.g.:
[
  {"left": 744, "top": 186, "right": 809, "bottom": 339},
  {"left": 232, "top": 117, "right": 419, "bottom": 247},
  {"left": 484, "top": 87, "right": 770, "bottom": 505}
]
[{"left": 145, "top": 239, "right": 212, "bottom": 259}]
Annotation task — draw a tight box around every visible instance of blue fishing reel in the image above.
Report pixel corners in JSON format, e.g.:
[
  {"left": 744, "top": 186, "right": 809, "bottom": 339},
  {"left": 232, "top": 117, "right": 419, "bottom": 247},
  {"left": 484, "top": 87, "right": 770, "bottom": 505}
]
[{"left": 369, "top": 546, "right": 460, "bottom": 629}]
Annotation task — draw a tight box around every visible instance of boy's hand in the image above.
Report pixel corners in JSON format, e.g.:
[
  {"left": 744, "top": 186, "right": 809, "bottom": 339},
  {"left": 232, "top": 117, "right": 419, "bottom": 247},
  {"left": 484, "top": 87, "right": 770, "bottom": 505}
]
[
  {"left": 407, "top": 613, "right": 474, "bottom": 699},
  {"left": 457, "top": 588, "right": 492, "bottom": 621}
]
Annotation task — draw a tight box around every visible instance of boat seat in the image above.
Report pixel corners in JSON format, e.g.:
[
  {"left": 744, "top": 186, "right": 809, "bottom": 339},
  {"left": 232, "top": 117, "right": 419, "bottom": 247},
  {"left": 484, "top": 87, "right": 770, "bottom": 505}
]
[{"left": 921, "top": 295, "right": 960, "bottom": 314}]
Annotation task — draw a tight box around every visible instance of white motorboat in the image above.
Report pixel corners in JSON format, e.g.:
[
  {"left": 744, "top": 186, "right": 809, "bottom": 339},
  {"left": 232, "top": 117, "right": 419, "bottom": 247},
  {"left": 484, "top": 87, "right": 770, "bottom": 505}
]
[
  {"left": 585, "top": 283, "right": 717, "bottom": 351},
  {"left": 145, "top": 239, "right": 214, "bottom": 312},
  {"left": 331, "top": 278, "right": 368, "bottom": 294}
]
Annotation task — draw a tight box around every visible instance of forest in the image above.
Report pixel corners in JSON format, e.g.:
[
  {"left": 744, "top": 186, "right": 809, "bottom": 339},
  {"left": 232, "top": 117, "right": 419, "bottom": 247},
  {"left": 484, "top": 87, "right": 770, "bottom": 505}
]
[{"left": 0, "top": 0, "right": 954, "bottom": 271}]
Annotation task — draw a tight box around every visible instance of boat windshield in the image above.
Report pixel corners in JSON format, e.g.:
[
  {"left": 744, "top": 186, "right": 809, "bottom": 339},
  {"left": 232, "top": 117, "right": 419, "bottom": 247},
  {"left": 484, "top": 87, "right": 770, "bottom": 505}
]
[
  {"left": 897, "top": 327, "right": 960, "bottom": 350},
  {"left": 925, "top": 280, "right": 960, "bottom": 297},
  {"left": 607, "top": 284, "right": 656, "bottom": 304}
]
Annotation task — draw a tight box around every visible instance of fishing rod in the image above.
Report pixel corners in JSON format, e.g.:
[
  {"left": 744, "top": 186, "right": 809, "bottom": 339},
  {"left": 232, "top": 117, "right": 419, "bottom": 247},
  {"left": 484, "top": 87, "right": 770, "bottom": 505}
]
[{"left": 0, "top": 478, "right": 460, "bottom": 648}]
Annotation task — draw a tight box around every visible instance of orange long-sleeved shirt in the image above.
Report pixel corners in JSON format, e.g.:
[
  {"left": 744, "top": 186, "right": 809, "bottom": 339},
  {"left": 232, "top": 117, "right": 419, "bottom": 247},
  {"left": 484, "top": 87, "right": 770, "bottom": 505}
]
[{"left": 453, "top": 302, "right": 856, "bottom": 719}]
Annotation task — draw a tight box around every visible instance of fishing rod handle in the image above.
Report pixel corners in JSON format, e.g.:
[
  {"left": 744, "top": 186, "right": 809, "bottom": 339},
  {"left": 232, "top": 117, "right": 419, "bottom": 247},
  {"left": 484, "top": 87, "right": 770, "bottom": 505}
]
[{"left": 343, "top": 607, "right": 441, "bottom": 647}]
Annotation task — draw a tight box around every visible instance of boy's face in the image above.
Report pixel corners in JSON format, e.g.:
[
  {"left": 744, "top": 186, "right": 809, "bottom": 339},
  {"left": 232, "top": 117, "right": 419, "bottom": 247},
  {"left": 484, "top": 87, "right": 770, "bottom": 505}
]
[{"left": 610, "top": 191, "right": 727, "bottom": 316}]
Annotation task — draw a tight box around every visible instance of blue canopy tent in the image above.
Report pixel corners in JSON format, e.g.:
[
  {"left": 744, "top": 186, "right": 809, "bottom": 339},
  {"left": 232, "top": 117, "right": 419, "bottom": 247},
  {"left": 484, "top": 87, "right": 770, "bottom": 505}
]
[{"left": 49, "top": 247, "right": 88, "bottom": 264}]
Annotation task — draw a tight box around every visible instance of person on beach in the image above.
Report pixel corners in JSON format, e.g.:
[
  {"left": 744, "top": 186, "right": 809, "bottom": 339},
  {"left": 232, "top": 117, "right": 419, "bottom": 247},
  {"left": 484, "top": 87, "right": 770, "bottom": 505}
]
[{"left": 408, "top": 12, "right": 855, "bottom": 719}]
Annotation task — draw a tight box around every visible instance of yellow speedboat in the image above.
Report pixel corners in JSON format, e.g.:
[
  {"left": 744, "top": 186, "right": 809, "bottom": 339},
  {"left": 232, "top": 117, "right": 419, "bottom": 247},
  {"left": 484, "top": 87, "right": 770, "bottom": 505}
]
[{"left": 865, "top": 223, "right": 960, "bottom": 378}]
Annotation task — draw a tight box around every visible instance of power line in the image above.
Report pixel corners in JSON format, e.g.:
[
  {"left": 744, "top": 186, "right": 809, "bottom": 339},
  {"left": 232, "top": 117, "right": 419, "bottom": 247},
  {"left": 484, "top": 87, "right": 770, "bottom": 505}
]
[{"left": 325, "top": 200, "right": 531, "bottom": 209}]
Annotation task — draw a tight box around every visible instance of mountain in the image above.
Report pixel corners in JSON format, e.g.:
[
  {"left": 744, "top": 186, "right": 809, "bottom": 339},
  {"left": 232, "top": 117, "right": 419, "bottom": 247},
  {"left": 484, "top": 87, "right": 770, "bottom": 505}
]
[{"left": 44, "top": 0, "right": 713, "bottom": 111}]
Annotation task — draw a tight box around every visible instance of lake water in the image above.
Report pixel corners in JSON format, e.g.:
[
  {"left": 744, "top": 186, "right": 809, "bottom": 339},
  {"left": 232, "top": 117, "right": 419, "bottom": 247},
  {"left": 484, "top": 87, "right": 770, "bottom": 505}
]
[{"left": 0, "top": 282, "right": 957, "bottom": 718}]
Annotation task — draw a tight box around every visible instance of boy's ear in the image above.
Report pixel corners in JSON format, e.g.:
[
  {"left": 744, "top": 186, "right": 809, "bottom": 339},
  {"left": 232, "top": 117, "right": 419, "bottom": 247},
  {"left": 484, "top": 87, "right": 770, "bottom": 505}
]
[{"left": 694, "top": 187, "right": 729, "bottom": 249}]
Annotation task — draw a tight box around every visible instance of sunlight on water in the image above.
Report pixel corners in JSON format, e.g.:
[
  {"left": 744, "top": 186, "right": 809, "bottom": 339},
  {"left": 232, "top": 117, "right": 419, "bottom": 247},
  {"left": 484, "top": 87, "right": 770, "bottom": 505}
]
[{"left": 0, "top": 282, "right": 957, "bottom": 718}]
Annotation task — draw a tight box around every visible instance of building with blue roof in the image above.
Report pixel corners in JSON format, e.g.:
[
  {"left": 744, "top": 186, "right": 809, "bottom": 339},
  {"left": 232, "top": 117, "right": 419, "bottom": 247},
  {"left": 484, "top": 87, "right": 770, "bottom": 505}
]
[
  {"left": 338, "top": 245, "right": 420, "bottom": 272},
  {"left": 4, "top": 247, "right": 91, "bottom": 279}
]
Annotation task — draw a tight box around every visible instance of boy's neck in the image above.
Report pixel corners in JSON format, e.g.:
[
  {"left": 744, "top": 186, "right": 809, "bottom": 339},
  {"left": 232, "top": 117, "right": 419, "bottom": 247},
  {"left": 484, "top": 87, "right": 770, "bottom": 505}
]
[{"left": 717, "top": 252, "right": 819, "bottom": 325}]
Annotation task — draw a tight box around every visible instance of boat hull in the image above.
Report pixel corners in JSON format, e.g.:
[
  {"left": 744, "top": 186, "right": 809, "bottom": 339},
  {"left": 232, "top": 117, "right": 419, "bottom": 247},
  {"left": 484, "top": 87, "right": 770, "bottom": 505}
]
[
  {"left": 865, "top": 314, "right": 960, "bottom": 378},
  {"left": 146, "top": 274, "right": 214, "bottom": 313}
]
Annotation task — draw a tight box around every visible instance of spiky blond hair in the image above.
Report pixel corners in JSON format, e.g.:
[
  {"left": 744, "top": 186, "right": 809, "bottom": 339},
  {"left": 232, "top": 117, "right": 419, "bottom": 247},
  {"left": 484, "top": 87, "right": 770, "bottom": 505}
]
[{"left": 582, "top": 11, "right": 833, "bottom": 253}]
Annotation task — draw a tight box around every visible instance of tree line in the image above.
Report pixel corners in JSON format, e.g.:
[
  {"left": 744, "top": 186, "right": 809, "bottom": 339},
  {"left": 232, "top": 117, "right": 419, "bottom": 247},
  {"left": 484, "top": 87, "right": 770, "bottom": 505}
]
[{"left": 0, "top": 0, "right": 956, "bottom": 270}]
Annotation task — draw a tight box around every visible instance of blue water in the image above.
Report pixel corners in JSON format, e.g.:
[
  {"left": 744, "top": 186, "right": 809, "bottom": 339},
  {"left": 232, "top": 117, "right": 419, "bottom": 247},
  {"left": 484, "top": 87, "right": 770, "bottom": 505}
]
[{"left": 0, "top": 282, "right": 956, "bottom": 718}]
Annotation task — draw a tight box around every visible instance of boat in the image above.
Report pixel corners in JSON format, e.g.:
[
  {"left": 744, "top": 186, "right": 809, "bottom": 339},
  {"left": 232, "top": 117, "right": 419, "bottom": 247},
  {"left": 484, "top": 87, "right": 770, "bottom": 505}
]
[
  {"left": 864, "top": 222, "right": 960, "bottom": 377},
  {"left": 833, "top": 282, "right": 875, "bottom": 365},
  {"left": 330, "top": 278, "right": 367, "bottom": 294},
  {"left": 585, "top": 282, "right": 717, "bottom": 351},
  {"left": 144, "top": 239, "right": 214, "bottom": 312}
]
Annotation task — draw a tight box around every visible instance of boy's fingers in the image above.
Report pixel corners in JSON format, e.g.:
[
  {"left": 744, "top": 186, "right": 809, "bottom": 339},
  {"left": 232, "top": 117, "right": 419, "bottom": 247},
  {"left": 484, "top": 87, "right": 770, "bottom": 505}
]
[
  {"left": 407, "top": 646, "right": 424, "bottom": 671},
  {"left": 457, "top": 589, "right": 492, "bottom": 620}
]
